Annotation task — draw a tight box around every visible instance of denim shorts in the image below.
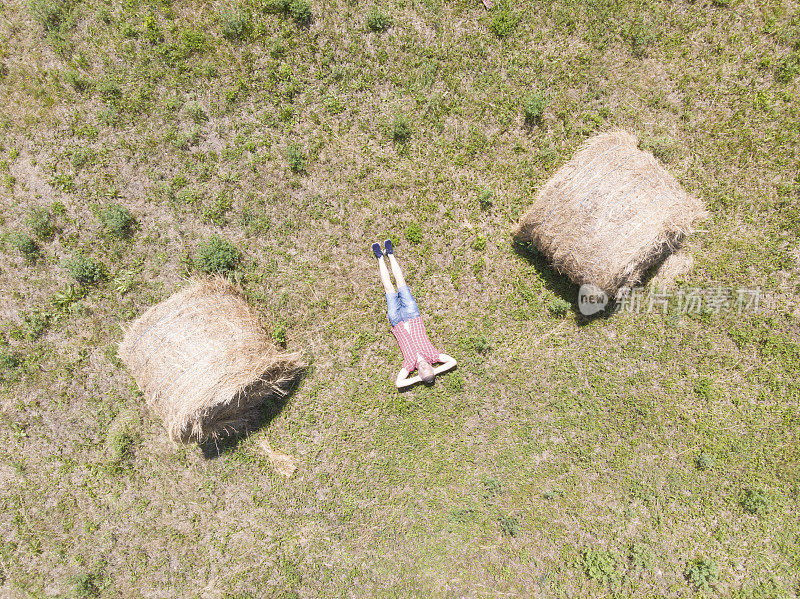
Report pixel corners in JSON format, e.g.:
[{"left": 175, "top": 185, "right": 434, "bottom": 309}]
[{"left": 386, "top": 285, "right": 421, "bottom": 327}]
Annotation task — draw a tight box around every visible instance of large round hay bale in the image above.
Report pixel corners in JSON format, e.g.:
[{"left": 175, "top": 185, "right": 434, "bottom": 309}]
[
  {"left": 512, "top": 130, "right": 707, "bottom": 298},
  {"left": 118, "top": 277, "right": 303, "bottom": 443}
]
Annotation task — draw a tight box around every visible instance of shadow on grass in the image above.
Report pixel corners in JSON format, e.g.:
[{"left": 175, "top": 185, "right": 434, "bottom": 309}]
[
  {"left": 511, "top": 239, "right": 617, "bottom": 326},
  {"left": 199, "top": 366, "right": 309, "bottom": 459}
]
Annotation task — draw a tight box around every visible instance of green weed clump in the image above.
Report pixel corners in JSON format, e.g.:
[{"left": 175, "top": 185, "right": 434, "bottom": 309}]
[
  {"left": 180, "top": 29, "right": 207, "bottom": 55},
  {"left": 64, "top": 69, "right": 92, "bottom": 93},
  {"left": 694, "top": 376, "right": 716, "bottom": 400},
  {"left": 740, "top": 487, "right": 769, "bottom": 515},
  {"left": 404, "top": 222, "right": 423, "bottom": 245},
  {"left": 51, "top": 284, "right": 86, "bottom": 311},
  {"left": 288, "top": 0, "right": 312, "bottom": 26},
  {"left": 625, "top": 16, "right": 657, "bottom": 57},
  {"left": 142, "top": 13, "right": 163, "bottom": 44},
  {"left": 119, "top": 20, "right": 138, "bottom": 39},
  {"left": 391, "top": 114, "right": 412, "bottom": 144},
  {"left": 286, "top": 143, "right": 307, "bottom": 173},
  {"left": 628, "top": 542, "right": 655, "bottom": 571},
  {"left": 685, "top": 557, "right": 718, "bottom": 592},
  {"left": 108, "top": 428, "right": 136, "bottom": 461},
  {"left": 70, "top": 571, "right": 101, "bottom": 598},
  {"left": 202, "top": 194, "right": 233, "bottom": 226},
  {"left": 489, "top": 2, "right": 519, "bottom": 38},
  {"left": 498, "top": 515, "right": 519, "bottom": 537},
  {"left": 64, "top": 253, "right": 103, "bottom": 286},
  {"left": 478, "top": 188, "right": 494, "bottom": 211},
  {"left": 50, "top": 172, "right": 75, "bottom": 192},
  {"left": 523, "top": 91, "right": 548, "bottom": 125},
  {"left": 29, "top": 0, "right": 72, "bottom": 31},
  {"left": 9, "top": 233, "right": 40, "bottom": 262},
  {"left": 196, "top": 235, "right": 241, "bottom": 274},
  {"left": 22, "top": 310, "right": 50, "bottom": 339},
  {"left": 548, "top": 297, "right": 571, "bottom": 316},
  {"left": 100, "top": 203, "right": 136, "bottom": 238},
  {"left": 0, "top": 348, "right": 21, "bottom": 372},
  {"left": 221, "top": 9, "right": 252, "bottom": 41},
  {"left": 775, "top": 52, "right": 799, "bottom": 83},
  {"left": 467, "top": 334, "right": 492, "bottom": 355},
  {"left": 70, "top": 147, "right": 96, "bottom": 170},
  {"left": 185, "top": 101, "right": 208, "bottom": 123},
  {"left": 482, "top": 477, "right": 502, "bottom": 499},
  {"left": 26, "top": 206, "right": 55, "bottom": 240},
  {"left": 581, "top": 548, "right": 620, "bottom": 585},
  {"left": 106, "top": 410, "right": 140, "bottom": 470},
  {"left": 272, "top": 321, "right": 288, "bottom": 345},
  {"left": 98, "top": 78, "right": 121, "bottom": 104},
  {"left": 366, "top": 7, "right": 392, "bottom": 33},
  {"left": 97, "top": 106, "right": 121, "bottom": 127},
  {"left": 695, "top": 452, "right": 714, "bottom": 471},
  {"left": 443, "top": 371, "right": 465, "bottom": 393},
  {"left": 640, "top": 136, "right": 677, "bottom": 163},
  {"left": 256, "top": 0, "right": 311, "bottom": 26}
]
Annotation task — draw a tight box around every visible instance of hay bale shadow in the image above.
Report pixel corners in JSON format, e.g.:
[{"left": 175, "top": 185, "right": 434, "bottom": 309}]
[
  {"left": 199, "top": 366, "right": 308, "bottom": 459},
  {"left": 513, "top": 239, "right": 577, "bottom": 303},
  {"left": 513, "top": 238, "right": 689, "bottom": 325},
  {"left": 512, "top": 240, "right": 616, "bottom": 325}
]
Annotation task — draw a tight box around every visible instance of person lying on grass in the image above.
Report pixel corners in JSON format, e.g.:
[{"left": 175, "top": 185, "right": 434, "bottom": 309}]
[{"left": 372, "top": 239, "right": 457, "bottom": 389}]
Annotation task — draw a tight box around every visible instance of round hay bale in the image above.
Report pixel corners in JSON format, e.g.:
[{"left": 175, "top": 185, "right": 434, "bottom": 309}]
[
  {"left": 512, "top": 130, "right": 707, "bottom": 298},
  {"left": 118, "top": 277, "right": 303, "bottom": 443}
]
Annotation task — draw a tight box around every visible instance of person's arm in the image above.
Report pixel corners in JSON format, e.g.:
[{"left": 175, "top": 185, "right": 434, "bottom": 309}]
[
  {"left": 433, "top": 354, "right": 457, "bottom": 375},
  {"left": 396, "top": 368, "right": 422, "bottom": 389}
]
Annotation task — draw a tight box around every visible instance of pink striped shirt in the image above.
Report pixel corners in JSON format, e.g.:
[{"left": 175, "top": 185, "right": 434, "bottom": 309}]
[{"left": 391, "top": 317, "right": 441, "bottom": 373}]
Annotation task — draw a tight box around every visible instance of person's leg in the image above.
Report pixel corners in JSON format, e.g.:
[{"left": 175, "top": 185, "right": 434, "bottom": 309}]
[
  {"left": 374, "top": 243, "right": 403, "bottom": 326},
  {"left": 397, "top": 284, "right": 421, "bottom": 320},
  {"left": 378, "top": 257, "right": 395, "bottom": 295},
  {"left": 387, "top": 253, "right": 407, "bottom": 289},
  {"left": 387, "top": 251, "right": 421, "bottom": 320},
  {"left": 373, "top": 243, "right": 394, "bottom": 295}
]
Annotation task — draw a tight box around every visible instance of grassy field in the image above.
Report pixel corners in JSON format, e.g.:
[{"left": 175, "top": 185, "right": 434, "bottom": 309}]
[{"left": 1, "top": 0, "right": 799, "bottom": 596}]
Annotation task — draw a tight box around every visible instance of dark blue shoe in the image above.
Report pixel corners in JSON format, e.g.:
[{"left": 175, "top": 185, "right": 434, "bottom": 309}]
[
  {"left": 383, "top": 239, "right": 393, "bottom": 255},
  {"left": 371, "top": 242, "right": 383, "bottom": 259}
]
